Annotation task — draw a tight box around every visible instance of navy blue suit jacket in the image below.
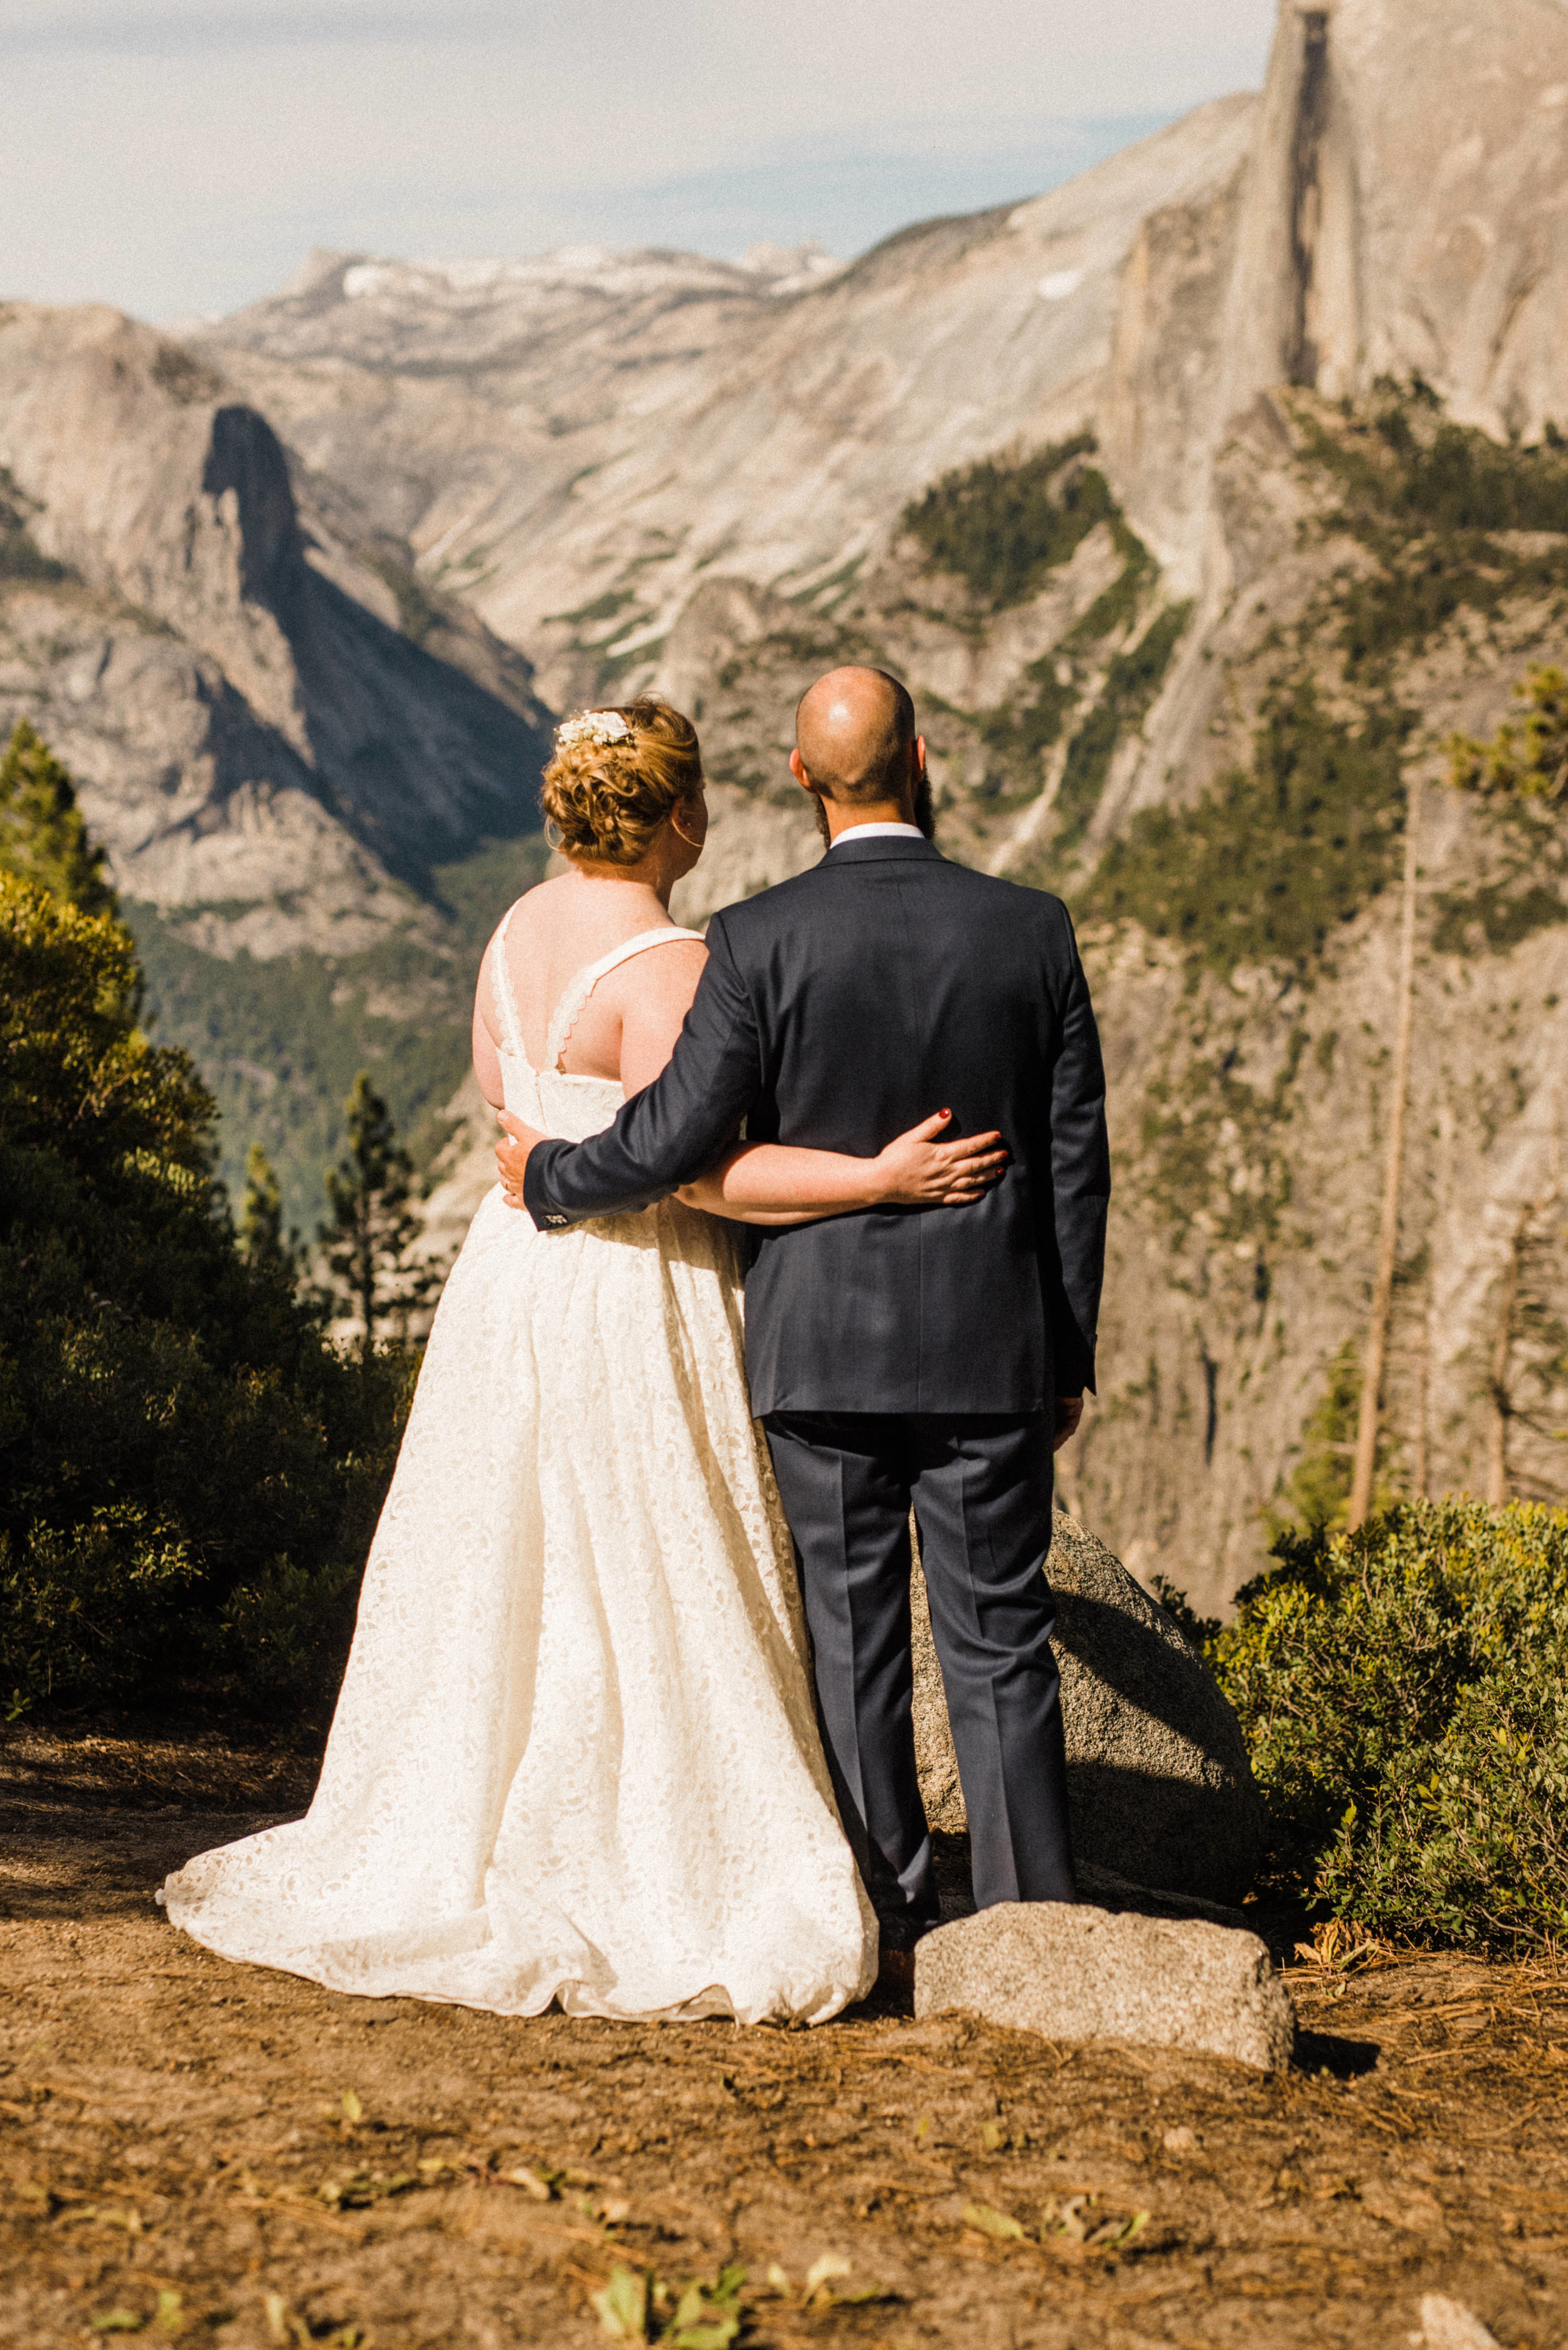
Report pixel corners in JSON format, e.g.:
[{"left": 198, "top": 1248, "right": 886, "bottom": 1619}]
[{"left": 522, "top": 836, "right": 1110, "bottom": 1417}]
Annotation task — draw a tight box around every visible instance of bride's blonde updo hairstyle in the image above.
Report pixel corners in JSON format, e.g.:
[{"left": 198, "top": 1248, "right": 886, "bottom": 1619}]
[{"left": 541, "top": 697, "right": 703, "bottom": 866}]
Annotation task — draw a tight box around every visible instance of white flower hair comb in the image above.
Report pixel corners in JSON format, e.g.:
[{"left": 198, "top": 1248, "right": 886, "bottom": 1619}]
[{"left": 555, "top": 709, "right": 634, "bottom": 750}]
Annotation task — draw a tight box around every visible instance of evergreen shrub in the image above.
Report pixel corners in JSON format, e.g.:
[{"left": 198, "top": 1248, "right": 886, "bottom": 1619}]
[
  {"left": 1210, "top": 1500, "right": 1568, "bottom": 1950},
  {"left": 0, "top": 723, "right": 115, "bottom": 917},
  {"left": 0, "top": 871, "right": 412, "bottom": 1722}
]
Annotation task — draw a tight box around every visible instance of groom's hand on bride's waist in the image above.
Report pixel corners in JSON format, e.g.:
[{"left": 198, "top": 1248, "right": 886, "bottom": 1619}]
[{"left": 495, "top": 1110, "right": 545, "bottom": 1210}]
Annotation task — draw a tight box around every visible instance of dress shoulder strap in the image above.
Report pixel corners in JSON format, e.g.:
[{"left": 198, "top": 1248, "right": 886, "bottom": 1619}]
[
  {"left": 488, "top": 900, "right": 528, "bottom": 1061},
  {"left": 546, "top": 925, "right": 704, "bottom": 1073}
]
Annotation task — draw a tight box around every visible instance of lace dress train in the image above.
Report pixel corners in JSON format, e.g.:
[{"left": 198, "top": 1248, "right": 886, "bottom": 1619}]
[{"left": 161, "top": 919, "right": 877, "bottom": 2024}]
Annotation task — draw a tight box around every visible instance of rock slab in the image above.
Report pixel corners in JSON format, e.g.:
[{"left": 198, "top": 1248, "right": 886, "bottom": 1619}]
[
  {"left": 912, "top": 1513, "right": 1265, "bottom": 1906},
  {"left": 1418, "top": 2299, "right": 1502, "bottom": 2350},
  {"left": 914, "top": 1900, "right": 1296, "bottom": 2073}
]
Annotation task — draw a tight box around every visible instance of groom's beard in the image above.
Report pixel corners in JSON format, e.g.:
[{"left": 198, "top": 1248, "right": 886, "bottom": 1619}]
[
  {"left": 913, "top": 767, "right": 936, "bottom": 841},
  {"left": 809, "top": 773, "right": 937, "bottom": 847}
]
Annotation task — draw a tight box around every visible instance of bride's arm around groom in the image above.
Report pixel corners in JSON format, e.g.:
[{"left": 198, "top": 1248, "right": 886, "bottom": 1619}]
[{"left": 507, "top": 673, "right": 1108, "bottom": 1433}]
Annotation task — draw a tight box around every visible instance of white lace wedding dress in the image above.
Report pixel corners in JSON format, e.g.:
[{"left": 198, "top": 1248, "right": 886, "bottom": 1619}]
[{"left": 161, "top": 916, "right": 876, "bottom": 2024}]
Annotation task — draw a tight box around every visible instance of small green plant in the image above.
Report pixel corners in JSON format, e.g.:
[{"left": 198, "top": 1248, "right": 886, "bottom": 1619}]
[
  {"left": 1147, "top": 1574, "right": 1221, "bottom": 1647},
  {"left": 592, "top": 2262, "right": 748, "bottom": 2347},
  {"left": 1431, "top": 881, "right": 1567, "bottom": 955},
  {"left": 1212, "top": 1499, "right": 1568, "bottom": 1949},
  {"left": 238, "top": 1142, "right": 300, "bottom": 1280},
  {"left": 1266, "top": 1342, "right": 1371, "bottom": 1538},
  {"left": 1449, "top": 664, "right": 1568, "bottom": 806},
  {"left": 961, "top": 2194, "right": 1148, "bottom": 2250}
]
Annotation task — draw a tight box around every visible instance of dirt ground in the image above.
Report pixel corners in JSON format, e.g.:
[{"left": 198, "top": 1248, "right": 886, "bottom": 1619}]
[{"left": 3, "top": 1731, "right": 1566, "bottom": 2350}]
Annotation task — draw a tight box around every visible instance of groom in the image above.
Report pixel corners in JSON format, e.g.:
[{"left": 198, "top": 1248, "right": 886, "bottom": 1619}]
[{"left": 500, "top": 667, "right": 1110, "bottom": 1981}]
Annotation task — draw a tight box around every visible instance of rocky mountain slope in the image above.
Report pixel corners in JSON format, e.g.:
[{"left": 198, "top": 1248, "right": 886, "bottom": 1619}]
[
  {"left": 0, "top": 304, "right": 554, "bottom": 951},
  {"left": 3, "top": 0, "right": 1566, "bottom": 1604},
  {"left": 0, "top": 301, "right": 556, "bottom": 1220}
]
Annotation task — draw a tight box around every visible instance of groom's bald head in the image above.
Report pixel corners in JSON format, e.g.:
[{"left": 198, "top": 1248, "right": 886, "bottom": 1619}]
[{"left": 795, "top": 666, "right": 916, "bottom": 804}]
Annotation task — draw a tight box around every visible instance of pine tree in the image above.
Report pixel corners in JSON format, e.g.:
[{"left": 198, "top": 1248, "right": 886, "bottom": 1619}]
[
  {"left": 0, "top": 722, "right": 117, "bottom": 918},
  {"left": 1, "top": 871, "right": 415, "bottom": 1718},
  {"left": 317, "top": 1071, "right": 438, "bottom": 1356},
  {"left": 1449, "top": 664, "right": 1568, "bottom": 804},
  {"left": 238, "top": 1142, "right": 298, "bottom": 1282},
  {"left": 1271, "top": 1342, "right": 1364, "bottom": 1537}
]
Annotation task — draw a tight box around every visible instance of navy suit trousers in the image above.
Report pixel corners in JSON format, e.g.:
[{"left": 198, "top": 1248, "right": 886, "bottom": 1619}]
[{"left": 762, "top": 1411, "right": 1076, "bottom": 1942}]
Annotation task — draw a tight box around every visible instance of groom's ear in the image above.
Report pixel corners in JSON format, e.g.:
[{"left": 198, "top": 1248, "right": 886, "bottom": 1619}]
[{"left": 789, "top": 748, "right": 811, "bottom": 791}]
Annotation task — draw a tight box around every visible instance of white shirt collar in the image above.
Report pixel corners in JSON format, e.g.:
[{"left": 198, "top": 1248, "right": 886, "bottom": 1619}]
[{"left": 827, "top": 821, "right": 925, "bottom": 848}]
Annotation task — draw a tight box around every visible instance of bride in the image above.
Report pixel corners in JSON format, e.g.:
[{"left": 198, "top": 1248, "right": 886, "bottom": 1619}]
[{"left": 161, "top": 698, "right": 1003, "bottom": 2024}]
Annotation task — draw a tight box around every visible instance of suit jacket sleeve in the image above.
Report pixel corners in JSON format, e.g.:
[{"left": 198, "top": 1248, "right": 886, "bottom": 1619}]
[
  {"left": 1044, "top": 903, "right": 1111, "bottom": 1394},
  {"left": 522, "top": 911, "right": 763, "bottom": 1230}
]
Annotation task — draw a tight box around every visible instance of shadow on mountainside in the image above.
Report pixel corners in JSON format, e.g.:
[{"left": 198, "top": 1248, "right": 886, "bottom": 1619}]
[{"left": 201, "top": 401, "right": 551, "bottom": 894}]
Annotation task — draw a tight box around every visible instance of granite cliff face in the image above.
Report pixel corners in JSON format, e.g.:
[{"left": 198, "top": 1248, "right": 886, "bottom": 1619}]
[
  {"left": 191, "top": 110, "right": 1259, "bottom": 729},
  {"left": 188, "top": 0, "right": 1568, "bottom": 721},
  {"left": 3, "top": 0, "right": 1565, "bottom": 1604},
  {"left": 0, "top": 302, "right": 551, "bottom": 959}
]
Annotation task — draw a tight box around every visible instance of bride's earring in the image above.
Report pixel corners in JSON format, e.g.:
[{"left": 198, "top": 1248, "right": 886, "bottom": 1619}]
[
  {"left": 670, "top": 815, "right": 702, "bottom": 850},
  {"left": 543, "top": 817, "right": 564, "bottom": 851}
]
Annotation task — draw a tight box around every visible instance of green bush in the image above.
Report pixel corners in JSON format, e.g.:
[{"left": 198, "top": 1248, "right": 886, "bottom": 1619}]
[
  {"left": 1211, "top": 1500, "right": 1568, "bottom": 1950},
  {"left": 1431, "top": 882, "right": 1567, "bottom": 955},
  {"left": 0, "top": 868, "right": 413, "bottom": 1723}
]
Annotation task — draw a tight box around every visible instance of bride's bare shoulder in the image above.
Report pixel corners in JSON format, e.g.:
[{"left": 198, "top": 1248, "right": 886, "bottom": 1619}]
[
  {"left": 601, "top": 933, "right": 706, "bottom": 1060},
  {"left": 492, "top": 873, "right": 569, "bottom": 945}
]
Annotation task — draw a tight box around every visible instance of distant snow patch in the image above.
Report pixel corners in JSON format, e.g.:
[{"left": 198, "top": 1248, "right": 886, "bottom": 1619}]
[{"left": 1039, "top": 268, "right": 1085, "bottom": 302}]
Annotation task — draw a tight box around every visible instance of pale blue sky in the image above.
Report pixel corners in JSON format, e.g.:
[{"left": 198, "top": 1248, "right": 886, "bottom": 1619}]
[{"left": 0, "top": 0, "right": 1279, "bottom": 322}]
